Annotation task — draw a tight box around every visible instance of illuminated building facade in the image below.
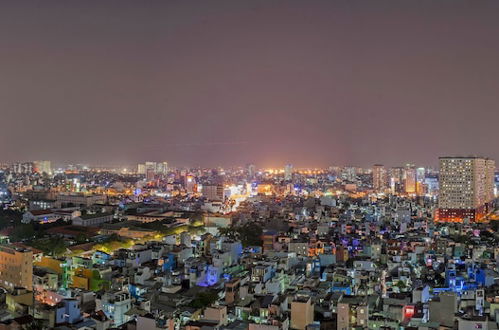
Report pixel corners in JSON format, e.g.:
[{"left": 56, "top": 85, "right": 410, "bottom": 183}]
[
  {"left": 437, "top": 156, "right": 496, "bottom": 222},
  {"left": 372, "top": 164, "right": 387, "bottom": 193},
  {"left": 389, "top": 167, "right": 404, "bottom": 194},
  {"left": 137, "top": 163, "right": 146, "bottom": 174},
  {"left": 337, "top": 299, "right": 369, "bottom": 330},
  {"left": 404, "top": 164, "right": 416, "bottom": 194},
  {"left": 156, "top": 162, "right": 168, "bottom": 175},
  {"left": 11, "top": 162, "right": 34, "bottom": 174},
  {"left": 56, "top": 193, "right": 106, "bottom": 208},
  {"left": 416, "top": 167, "right": 426, "bottom": 195},
  {"left": 97, "top": 291, "right": 132, "bottom": 327},
  {"left": 0, "top": 245, "right": 33, "bottom": 291},
  {"left": 137, "top": 161, "right": 168, "bottom": 176},
  {"left": 184, "top": 174, "right": 196, "bottom": 193},
  {"left": 284, "top": 164, "right": 293, "bottom": 181},
  {"left": 202, "top": 184, "right": 224, "bottom": 201},
  {"left": 0, "top": 182, "right": 11, "bottom": 204},
  {"left": 341, "top": 167, "right": 358, "bottom": 182}
]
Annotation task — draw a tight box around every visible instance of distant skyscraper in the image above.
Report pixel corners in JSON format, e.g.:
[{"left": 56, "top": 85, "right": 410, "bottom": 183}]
[
  {"left": 404, "top": 164, "right": 416, "bottom": 194},
  {"left": 284, "top": 164, "right": 293, "bottom": 181},
  {"left": 145, "top": 161, "right": 156, "bottom": 172},
  {"left": 146, "top": 168, "right": 155, "bottom": 181},
  {"left": 184, "top": 174, "right": 196, "bottom": 194},
  {"left": 247, "top": 164, "right": 256, "bottom": 178},
  {"left": 137, "top": 163, "right": 146, "bottom": 174},
  {"left": 156, "top": 162, "right": 169, "bottom": 175},
  {"left": 372, "top": 164, "right": 387, "bottom": 193},
  {"left": 0, "top": 175, "right": 11, "bottom": 204},
  {"left": 12, "top": 162, "right": 33, "bottom": 175},
  {"left": 389, "top": 167, "right": 404, "bottom": 194},
  {"left": 416, "top": 167, "right": 426, "bottom": 183},
  {"left": 138, "top": 161, "right": 168, "bottom": 176},
  {"left": 437, "top": 156, "right": 496, "bottom": 222},
  {"left": 416, "top": 167, "right": 426, "bottom": 195}
]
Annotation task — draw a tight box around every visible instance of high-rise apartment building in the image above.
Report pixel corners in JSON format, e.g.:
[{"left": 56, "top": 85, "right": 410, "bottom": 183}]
[
  {"left": 284, "top": 164, "right": 293, "bottom": 181},
  {"left": 0, "top": 245, "right": 33, "bottom": 291},
  {"left": 137, "top": 163, "right": 146, "bottom": 175},
  {"left": 184, "top": 174, "right": 196, "bottom": 194},
  {"left": 11, "top": 162, "right": 34, "bottom": 175},
  {"left": 416, "top": 167, "right": 426, "bottom": 195},
  {"left": 202, "top": 184, "right": 224, "bottom": 201},
  {"left": 372, "top": 164, "right": 387, "bottom": 193},
  {"left": 146, "top": 168, "right": 156, "bottom": 181},
  {"left": 437, "top": 156, "right": 496, "bottom": 222},
  {"left": 416, "top": 167, "right": 426, "bottom": 183},
  {"left": 156, "top": 162, "right": 169, "bottom": 175},
  {"left": 389, "top": 167, "right": 404, "bottom": 194},
  {"left": 404, "top": 164, "right": 417, "bottom": 194},
  {"left": 247, "top": 164, "right": 256, "bottom": 178},
  {"left": 137, "top": 161, "right": 168, "bottom": 175},
  {"left": 485, "top": 160, "right": 496, "bottom": 203}
]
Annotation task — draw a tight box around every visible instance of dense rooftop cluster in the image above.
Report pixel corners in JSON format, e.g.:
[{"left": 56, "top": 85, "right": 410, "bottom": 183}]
[{"left": 0, "top": 161, "right": 497, "bottom": 329}]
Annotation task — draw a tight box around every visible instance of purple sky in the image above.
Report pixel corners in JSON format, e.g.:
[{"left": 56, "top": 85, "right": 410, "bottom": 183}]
[{"left": 1, "top": 1, "right": 499, "bottom": 168}]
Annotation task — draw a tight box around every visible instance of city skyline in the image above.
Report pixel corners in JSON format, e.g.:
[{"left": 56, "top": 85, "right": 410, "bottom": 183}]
[
  {"left": 1, "top": 1, "right": 499, "bottom": 167},
  {"left": 1, "top": 154, "right": 496, "bottom": 170},
  {"left": 0, "top": 157, "right": 486, "bottom": 171}
]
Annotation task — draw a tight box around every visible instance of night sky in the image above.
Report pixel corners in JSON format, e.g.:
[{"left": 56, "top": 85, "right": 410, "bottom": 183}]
[{"left": 1, "top": 1, "right": 499, "bottom": 168}]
